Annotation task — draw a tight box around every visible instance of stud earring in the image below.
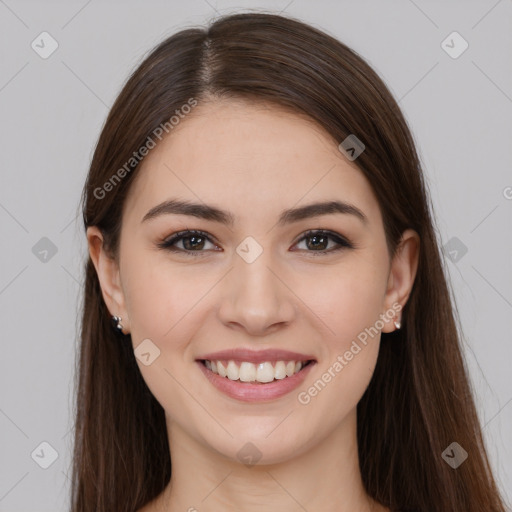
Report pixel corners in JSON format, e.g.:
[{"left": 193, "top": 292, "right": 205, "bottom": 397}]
[
  {"left": 394, "top": 320, "right": 401, "bottom": 330},
  {"left": 111, "top": 315, "right": 124, "bottom": 333}
]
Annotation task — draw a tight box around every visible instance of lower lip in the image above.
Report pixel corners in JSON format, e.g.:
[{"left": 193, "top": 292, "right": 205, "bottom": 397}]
[{"left": 196, "top": 360, "right": 316, "bottom": 402}]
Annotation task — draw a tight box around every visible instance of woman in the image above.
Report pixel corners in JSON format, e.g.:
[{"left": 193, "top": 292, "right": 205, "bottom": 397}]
[{"left": 71, "top": 12, "right": 508, "bottom": 512}]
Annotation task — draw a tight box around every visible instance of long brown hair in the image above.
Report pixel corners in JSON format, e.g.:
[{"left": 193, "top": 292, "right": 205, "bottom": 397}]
[{"left": 72, "top": 12, "right": 508, "bottom": 512}]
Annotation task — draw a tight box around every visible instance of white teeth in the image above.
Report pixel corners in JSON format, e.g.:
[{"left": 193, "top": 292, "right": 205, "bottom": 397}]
[
  {"left": 274, "top": 361, "right": 287, "bottom": 379},
  {"left": 203, "top": 359, "right": 309, "bottom": 383},
  {"left": 227, "top": 361, "right": 239, "bottom": 380},
  {"left": 217, "top": 361, "right": 227, "bottom": 377},
  {"left": 256, "top": 362, "right": 274, "bottom": 383},
  {"left": 239, "top": 362, "right": 257, "bottom": 382}
]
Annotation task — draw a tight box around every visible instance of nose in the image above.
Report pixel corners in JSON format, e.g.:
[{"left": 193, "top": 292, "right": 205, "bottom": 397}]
[{"left": 217, "top": 246, "right": 296, "bottom": 337}]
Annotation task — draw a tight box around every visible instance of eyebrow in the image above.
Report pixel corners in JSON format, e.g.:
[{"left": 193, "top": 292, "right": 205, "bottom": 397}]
[{"left": 141, "top": 198, "right": 368, "bottom": 227}]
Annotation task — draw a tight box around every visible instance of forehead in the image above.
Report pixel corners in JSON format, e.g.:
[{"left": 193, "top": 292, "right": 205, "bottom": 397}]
[{"left": 123, "top": 99, "right": 382, "bottom": 229}]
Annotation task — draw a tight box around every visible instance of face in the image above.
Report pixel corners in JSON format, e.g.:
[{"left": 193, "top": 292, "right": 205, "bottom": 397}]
[{"left": 88, "top": 99, "right": 418, "bottom": 465}]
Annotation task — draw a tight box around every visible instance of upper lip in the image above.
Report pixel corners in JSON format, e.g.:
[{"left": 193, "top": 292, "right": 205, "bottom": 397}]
[{"left": 196, "top": 348, "right": 316, "bottom": 364}]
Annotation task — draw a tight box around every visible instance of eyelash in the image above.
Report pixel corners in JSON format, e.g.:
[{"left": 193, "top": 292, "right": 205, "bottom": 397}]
[{"left": 156, "top": 229, "right": 354, "bottom": 257}]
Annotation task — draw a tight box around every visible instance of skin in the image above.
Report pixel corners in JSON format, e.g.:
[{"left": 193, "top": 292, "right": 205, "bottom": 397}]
[{"left": 88, "top": 98, "right": 419, "bottom": 512}]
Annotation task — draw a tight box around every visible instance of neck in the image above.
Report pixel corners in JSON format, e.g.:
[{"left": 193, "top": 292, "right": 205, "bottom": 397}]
[{"left": 154, "top": 408, "right": 384, "bottom": 512}]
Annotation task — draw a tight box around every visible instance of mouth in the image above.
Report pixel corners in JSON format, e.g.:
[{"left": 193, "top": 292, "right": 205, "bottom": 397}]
[
  {"left": 195, "top": 354, "right": 317, "bottom": 402},
  {"left": 197, "top": 358, "right": 316, "bottom": 384}
]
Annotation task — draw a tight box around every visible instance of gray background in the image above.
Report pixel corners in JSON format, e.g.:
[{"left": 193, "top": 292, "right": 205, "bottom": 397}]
[{"left": 1, "top": 0, "right": 511, "bottom": 510}]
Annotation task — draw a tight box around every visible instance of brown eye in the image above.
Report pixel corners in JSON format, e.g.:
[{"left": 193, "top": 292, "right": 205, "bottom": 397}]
[
  {"left": 157, "top": 228, "right": 353, "bottom": 257},
  {"left": 293, "top": 230, "right": 353, "bottom": 254},
  {"left": 157, "top": 230, "right": 219, "bottom": 256}
]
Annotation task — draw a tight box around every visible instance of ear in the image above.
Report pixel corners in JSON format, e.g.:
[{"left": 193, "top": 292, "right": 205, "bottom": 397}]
[
  {"left": 87, "top": 226, "right": 130, "bottom": 335},
  {"left": 381, "top": 228, "right": 420, "bottom": 333}
]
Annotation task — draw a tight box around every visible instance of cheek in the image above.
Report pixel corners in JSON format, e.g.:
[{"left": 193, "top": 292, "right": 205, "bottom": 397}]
[
  {"left": 302, "top": 266, "right": 386, "bottom": 400},
  {"left": 311, "top": 263, "right": 386, "bottom": 347},
  {"left": 119, "top": 253, "right": 207, "bottom": 422},
  {"left": 121, "top": 249, "right": 208, "bottom": 340}
]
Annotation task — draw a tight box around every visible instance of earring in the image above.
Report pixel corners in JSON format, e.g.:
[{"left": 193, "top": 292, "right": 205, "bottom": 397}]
[
  {"left": 111, "top": 315, "right": 124, "bottom": 333},
  {"left": 394, "top": 320, "right": 401, "bottom": 330}
]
